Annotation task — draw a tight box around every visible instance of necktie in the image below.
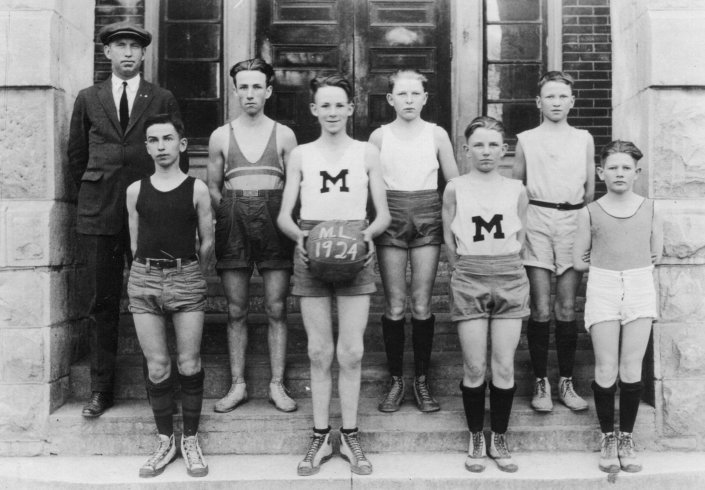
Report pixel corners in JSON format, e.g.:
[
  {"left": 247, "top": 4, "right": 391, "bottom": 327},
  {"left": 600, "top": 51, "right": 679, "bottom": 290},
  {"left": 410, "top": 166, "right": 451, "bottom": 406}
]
[{"left": 119, "top": 81, "right": 129, "bottom": 132}]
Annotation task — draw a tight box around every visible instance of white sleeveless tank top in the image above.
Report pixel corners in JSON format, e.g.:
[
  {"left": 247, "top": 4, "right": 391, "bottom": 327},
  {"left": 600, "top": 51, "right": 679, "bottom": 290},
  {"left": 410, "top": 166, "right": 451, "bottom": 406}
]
[
  {"left": 517, "top": 126, "right": 590, "bottom": 204},
  {"left": 299, "top": 140, "right": 369, "bottom": 221},
  {"left": 379, "top": 122, "right": 438, "bottom": 191},
  {"left": 451, "top": 174, "right": 524, "bottom": 256}
]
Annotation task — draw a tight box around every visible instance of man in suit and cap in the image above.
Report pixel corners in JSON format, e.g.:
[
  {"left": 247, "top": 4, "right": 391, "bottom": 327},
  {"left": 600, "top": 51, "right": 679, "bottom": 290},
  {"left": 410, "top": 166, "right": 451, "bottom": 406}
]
[{"left": 68, "top": 21, "right": 187, "bottom": 417}]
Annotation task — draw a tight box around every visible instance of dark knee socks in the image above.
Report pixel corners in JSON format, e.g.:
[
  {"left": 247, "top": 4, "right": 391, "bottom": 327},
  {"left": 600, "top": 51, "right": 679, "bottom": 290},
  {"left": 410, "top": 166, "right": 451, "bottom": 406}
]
[
  {"left": 179, "top": 369, "right": 205, "bottom": 437},
  {"left": 460, "top": 382, "right": 486, "bottom": 433},
  {"left": 381, "top": 316, "right": 405, "bottom": 377},
  {"left": 592, "top": 381, "right": 617, "bottom": 433},
  {"left": 489, "top": 383, "right": 516, "bottom": 434},
  {"left": 619, "top": 380, "right": 643, "bottom": 433},
  {"left": 412, "top": 315, "right": 435, "bottom": 376},
  {"left": 146, "top": 373, "right": 175, "bottom": 436},
  {"left": 555, "top": 320, "right": 577, "bottom": 378},
  {"left": 527, "top": 319, "right": 550, "bottom": 378}
]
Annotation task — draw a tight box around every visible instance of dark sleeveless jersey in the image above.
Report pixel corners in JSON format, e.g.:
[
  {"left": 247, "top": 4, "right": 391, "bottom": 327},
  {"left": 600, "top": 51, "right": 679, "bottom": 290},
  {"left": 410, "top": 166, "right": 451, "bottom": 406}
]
[
  {"left": 223, "top": 121, "right": 284, "bottom": 184},
  {"left": 135, "top": 176, "right": 198, "bottom": 259}
]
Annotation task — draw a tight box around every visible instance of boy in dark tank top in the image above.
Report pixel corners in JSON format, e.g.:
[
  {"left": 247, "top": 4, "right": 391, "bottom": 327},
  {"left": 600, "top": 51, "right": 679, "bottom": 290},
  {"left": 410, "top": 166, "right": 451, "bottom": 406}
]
[{"left": 125, "top": 113, "right": 214, "bottom": 478}]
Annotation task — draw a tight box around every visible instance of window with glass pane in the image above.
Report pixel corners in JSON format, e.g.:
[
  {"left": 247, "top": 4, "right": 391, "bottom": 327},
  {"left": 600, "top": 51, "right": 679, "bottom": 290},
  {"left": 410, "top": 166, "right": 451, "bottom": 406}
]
[
  {"left": 159, "top": 0, "right": 223, "bottom": 150},
  {"left": 484, "top": 0, "right": 547, "bottom": 149}
]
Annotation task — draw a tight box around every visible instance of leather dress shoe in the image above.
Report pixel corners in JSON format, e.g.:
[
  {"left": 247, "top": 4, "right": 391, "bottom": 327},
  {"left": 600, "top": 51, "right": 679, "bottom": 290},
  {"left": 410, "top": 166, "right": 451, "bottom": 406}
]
[{"left": 82, "top": 391, "right": 114, "bottom": 418}]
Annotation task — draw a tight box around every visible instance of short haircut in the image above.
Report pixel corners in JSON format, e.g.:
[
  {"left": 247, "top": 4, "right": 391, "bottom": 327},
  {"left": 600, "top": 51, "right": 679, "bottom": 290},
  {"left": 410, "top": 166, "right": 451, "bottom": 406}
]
[
  {"left": 537, "top": 71, "right": 574, "bottom": 93},
  {"left": 144, "top": 113, "right": 185, "bottom": 138},
  {"left": 464, "top": 116, "right": 506, "bottom": 141},
  {"left": 310, "top": 74, "right": 353, "bottom": 102},
  {"left": 230, "top": 58, "right": 275, "bottom": 86},
  {"left": 599, "top": 140, "right": 644, "bottom": 166},
  {"left": 388, "top": 69, "right": 428, "bottom": 92}
]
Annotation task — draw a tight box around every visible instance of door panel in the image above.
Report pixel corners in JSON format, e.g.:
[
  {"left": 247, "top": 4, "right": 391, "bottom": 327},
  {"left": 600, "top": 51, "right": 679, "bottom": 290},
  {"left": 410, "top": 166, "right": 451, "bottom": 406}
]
[{"left": 256, "top": 0, "right": 450, "bottom": 143}]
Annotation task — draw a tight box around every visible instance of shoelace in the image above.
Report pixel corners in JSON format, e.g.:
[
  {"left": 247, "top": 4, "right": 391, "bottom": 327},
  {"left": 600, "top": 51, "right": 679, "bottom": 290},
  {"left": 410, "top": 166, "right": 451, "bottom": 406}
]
[
  {"left": 471, "top": 432, "right": 484, "bottom": 457},
  {"left": 182, "top": 437, "right": 204, "bottom": 467},
  {"left": 602, "top": 433, "right": 617, "bottom": 457},
  {"left": 536, "top": 378, "right": 548, "bottom": 397},
  {"left": 145, "top": 438, "right": 171, "bottom": 466},
  {"left": 383, "top": 378, "right": 403, "bottom": 402},
  {"left": 344, "top": 433, "right": 368, "bottom": 462},
  {"left": 493, "top": 434, "right": 511, "bottom": 458},
  {"left": 618, "top": 433, "right": 635, "bottom": 456},
  {"left": 416, "top": 378, "right": 433, "bottom": 401},
  {"left": 302, "top": 434, "right": 326, "bottom": 463},
  {"left": 562, "top": 379, "right": 578, "bottom": 398}
]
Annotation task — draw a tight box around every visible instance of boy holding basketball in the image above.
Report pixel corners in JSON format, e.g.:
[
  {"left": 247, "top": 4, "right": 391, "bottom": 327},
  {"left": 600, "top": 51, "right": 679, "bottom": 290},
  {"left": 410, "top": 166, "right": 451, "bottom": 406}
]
[
  {"left": 512, "top": 71, "right": 595, "bottom": 413},
  {"left": 277, "top": 75, "right": 390, "bottom": 476}
]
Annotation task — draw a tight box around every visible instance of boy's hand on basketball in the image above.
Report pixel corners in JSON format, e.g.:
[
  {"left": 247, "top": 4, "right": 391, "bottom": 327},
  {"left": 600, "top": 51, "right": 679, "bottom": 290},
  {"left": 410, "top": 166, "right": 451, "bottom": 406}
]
[
  {"left": 362, "top": 229, "right": 375, "bottom": 266},
  {"left": 297, "top": 230, "right": 310, "bottom": 266}
]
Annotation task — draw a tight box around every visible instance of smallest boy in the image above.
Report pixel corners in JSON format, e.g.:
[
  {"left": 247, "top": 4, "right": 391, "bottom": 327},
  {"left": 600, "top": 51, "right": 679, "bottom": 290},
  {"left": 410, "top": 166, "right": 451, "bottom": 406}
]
[
  {"left": 126, "top": 113, "right": 213, "bottom": 478},
  {"left": 513, "top": 71, "right": 595, "bottom": 413}
]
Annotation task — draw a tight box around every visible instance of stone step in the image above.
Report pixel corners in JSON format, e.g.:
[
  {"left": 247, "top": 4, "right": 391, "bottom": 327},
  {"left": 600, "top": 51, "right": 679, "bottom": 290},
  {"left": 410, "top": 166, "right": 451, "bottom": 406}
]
[
  {"left": 47, "top": 396, "right": 656, "bottom": 456},
  {"left": 7, "top": 450, "right": 703, "bottom": 490},
  {"left": 116, "top": 312, "right": 594, "bottom": 356},
  {"left": 69, "top": 350, "right": 597, "bottom": 400}
]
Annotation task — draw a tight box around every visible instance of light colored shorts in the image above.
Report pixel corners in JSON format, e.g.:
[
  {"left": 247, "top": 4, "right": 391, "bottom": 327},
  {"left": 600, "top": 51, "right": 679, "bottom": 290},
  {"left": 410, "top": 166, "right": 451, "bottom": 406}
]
[
  {"left": 292, "top": 220, "right": 377, "bottom": 297},
  {"left": 584, "top": 265, "right": 657, "bottom": 331},
  {"left": 450, "top": 253, "right": 530, "bottom": 321},
  {"left": 128, "top": 260, "right": 207, "bottom": 315},
  {"left": 522, "top": 204, "right": 579, "bottom": 275}
]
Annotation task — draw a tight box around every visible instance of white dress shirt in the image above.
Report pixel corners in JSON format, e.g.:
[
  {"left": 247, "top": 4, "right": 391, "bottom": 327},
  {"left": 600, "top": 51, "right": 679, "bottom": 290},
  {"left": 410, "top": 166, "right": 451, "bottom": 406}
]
[{"left": 111, "top": 74, "right": 141, "bottom": 116}]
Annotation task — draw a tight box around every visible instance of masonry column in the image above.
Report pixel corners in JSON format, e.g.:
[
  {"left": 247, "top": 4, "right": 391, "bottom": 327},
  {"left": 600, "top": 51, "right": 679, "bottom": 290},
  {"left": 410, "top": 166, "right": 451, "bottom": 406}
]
[
  {"left": 612, "top": 1, "right": 705, "bottom": 450},
  {"left": 0, "top": 1, "right": 94, "bottom": 455}
]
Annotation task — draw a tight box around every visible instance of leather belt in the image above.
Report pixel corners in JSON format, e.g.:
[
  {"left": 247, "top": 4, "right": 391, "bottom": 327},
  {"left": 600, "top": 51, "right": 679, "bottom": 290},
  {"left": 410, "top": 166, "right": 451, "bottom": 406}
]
[
  {"left": 230, "top": 189, "right": 281, "bottom": 197},
  {"left": 134, "top": 255, "right": 198, "bottom": 269},
  {"left": 529, "top": 199, "right": 584, "bottom": 211}
]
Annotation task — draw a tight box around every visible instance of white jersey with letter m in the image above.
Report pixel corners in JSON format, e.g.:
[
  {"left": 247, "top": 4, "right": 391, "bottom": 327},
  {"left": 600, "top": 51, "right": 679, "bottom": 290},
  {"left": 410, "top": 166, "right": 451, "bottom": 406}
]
[{"left": 299, "top": 140, "right": 369, "bottom": 221}]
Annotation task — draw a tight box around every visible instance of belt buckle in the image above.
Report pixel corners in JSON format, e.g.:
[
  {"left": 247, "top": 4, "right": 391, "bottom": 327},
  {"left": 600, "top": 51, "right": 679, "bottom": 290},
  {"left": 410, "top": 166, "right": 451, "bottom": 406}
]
[
  {"left": 557, "top": 202, "right": 568, "bottom": 210},
  {"left": 242, "top": 189, "right": 259, "bottom": 197}
]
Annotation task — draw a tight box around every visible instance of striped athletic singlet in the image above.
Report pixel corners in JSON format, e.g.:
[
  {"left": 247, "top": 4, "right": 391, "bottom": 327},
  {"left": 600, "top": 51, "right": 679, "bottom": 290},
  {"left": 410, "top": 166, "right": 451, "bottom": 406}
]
[{"left": 223, "top": 121, "right": 284, "bottom": 190}]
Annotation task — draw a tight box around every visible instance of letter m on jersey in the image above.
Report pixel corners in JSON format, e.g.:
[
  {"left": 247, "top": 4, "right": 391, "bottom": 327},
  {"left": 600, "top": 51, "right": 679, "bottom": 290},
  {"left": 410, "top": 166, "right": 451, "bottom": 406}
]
[
  {"left": 320, "top": 169, "right": 349, "bottom": 193},
  {"left": 472, "top": 214, "right": 505, "bottom": 242}
]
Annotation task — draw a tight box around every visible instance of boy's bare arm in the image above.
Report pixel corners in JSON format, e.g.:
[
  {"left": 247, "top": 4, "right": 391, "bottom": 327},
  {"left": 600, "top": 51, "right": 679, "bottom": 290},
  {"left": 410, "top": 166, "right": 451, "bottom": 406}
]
[
  {"left": 516, "top": 186, "right": 529, "bottom": 248},
  {"left": 207, "top": 126, "right": 227, "bottom": 209},
  {"left": 584, "top": 133, "right": 596, "bottom": 203},
  {"left": 368, "top": 127, "right": 383, "bottom": 149},
  {"left": 126, "top": 182, "right": 141, "bottom": 258},
  {"left": 279, "top": 124, "right": 298, "bottom": 170},
  {"left": 441, "top": 181, "right": 458, "bottom": 269},
  {"left": 434, "top": 126, "right": 460, "bottom": 180},
  {"left": 651, "top": 204, "right": 664, "bottom": 264},
  {"left": 572, "top": 207, "right": 591, "bottom": 272},
  {"left": 277, "top": 147, "right": 305, "bottom": 251},
  {"left": 363, "top": 143, "right": 392, "bottom": 243},
  {"left": 194, "top": 179, "right": 214, "bottom": 270},
  {"left": 512, "top": 141, "right": 527, "bottom": 184}
]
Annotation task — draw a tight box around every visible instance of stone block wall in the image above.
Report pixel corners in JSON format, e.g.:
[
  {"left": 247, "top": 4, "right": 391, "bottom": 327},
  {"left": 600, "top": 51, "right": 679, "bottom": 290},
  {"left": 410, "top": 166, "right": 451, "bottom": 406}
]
[
  {"left": 0, "top": 1, "right": 94, "bottom": 456},
  {"left": 612, "top": 0, "right": 705, "bottom": 450}
]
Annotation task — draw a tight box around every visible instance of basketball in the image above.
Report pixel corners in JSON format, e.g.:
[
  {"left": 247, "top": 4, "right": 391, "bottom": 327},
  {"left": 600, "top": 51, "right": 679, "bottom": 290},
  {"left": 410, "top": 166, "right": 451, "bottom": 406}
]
[{"left": 306, "top": 220, "right": 368, "bottom": 283}]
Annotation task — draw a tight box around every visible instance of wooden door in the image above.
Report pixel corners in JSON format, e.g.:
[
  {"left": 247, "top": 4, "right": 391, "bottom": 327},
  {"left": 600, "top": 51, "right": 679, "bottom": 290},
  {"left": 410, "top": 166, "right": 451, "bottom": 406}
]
[{"left": 256, "top": 0, "right": 450, "bottom": 143}]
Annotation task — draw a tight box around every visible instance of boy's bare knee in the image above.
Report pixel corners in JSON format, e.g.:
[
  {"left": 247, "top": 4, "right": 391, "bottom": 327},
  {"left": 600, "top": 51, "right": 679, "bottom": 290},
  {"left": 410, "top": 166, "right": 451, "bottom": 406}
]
[
  {"left": 308, "top": 343, "right": 334, "bottom": 367},
  {"left": 337, "top": 344, "right": 364, "bottom": 369},
  {"left": 177, "top": 354, "right": 201, "bottom": 376},
  {"left": 410, "top": 301, "right": 431, "bottom": 320},
  {"left": 265, "top": 298, "right": 286, "bottom": 323},
  {"left": 385, "top": 301, "right": 406, "bottom": 320},
  {"left": 146, "top": 357, "right": 171, "bottom": 382},
  {"left": 595, "top": 363, "right": 618, "bottom": 386},
  {"left": 227, "top": 303, "right": 248, "bottom": 326},
  {"left": 464, "top": 362, "right": 487, "bottom": 385}
]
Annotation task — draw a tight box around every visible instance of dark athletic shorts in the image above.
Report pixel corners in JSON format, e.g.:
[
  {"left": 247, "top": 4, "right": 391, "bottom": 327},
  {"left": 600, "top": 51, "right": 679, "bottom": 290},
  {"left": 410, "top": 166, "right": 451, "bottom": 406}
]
[
  {"left": 215, "top": 189, "right": 294, "bottom": 273},
  {"left": 375, "top": 189, "right": 443, "bottom": 248},
  {"left": 292, "top": 220, "right": 377, "bottom": 297},
  {"left": 450, "top": 253, "right": 530, "bottom": 321},
  {"left": 128, "top": 260, "right": 207, "bottom": 314}
]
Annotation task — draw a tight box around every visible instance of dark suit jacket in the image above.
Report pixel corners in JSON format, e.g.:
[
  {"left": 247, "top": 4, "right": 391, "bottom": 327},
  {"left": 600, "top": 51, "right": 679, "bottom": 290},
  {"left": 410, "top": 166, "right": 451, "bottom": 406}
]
[{"left": 68, "top": 78, "right": 188, "bottom": 235}]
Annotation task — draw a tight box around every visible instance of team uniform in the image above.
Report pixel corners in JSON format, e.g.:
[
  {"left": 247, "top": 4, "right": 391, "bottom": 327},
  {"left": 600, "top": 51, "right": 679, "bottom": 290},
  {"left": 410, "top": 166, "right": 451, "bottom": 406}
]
[
  {"left": 375, "top": 121, "right": 443, "bottom": 248},
  {"left": 215, "top": 121, "right": 294, "bottom": 272},
  {"left": 518, "top": 126, "right": 591, "bottom": 273},
  {"left": 449, "top": 174, "right": 529, "bottom": 320},
  {"left": 292, "top": 140, "right": 375, "bottom": 296},
  {"left": 584, "top": 199, "right": 657, "bottom": 330}
]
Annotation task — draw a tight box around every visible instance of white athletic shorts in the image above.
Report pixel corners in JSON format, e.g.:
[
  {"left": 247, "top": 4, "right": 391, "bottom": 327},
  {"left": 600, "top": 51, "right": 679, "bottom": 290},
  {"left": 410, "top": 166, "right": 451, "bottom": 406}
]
[
  {"left": 522, "top": 205, "right": 579, "bottom": 275},
  {"left": 584, "top": 265, "right": 658, "bottom": 331}
]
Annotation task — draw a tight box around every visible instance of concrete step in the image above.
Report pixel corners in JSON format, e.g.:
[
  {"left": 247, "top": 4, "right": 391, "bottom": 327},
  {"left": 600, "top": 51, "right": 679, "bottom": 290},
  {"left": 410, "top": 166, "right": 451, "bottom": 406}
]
[
  {"left": 69, "top": 350, "right": 597, "bottom": 400},
  {"left": 115, "top": 312, "right": 593, "bottom": 356},
  {"left": 5, "top": 450, "right": 703, "bottom": 490},
  {"left": 47, "top": 396, "right": 656, "bottom": 456}
]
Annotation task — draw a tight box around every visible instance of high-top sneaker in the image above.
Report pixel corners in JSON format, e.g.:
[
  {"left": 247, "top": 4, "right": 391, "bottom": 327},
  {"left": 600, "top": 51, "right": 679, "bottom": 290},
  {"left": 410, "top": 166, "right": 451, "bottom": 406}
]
[
  {"left": 413, "top": 375, "right": 440, "bottom": 412},
  {"left": 488, "top": 432, "right": 518, "bottom": 473},
  {"left": 268, "top": 380, "right": 297, "bottom": 412},
  {"left": 340, "top": 429, "right": 373, "bottom": 475},
  {"left": 559, "top": 377, "right": 588, "bottom": 411},
  {"left": 531, "top": 377, "right": 553, "bottom": 412},
  {"left": 180, "top": 433, "right": 208, "bottom": 477},
  {"left": 378, "top": 376, "right": 405, "bottom": 412},
  {"left": 464, "top": 431, "right": 487, "bottom": 473},
  {"left": 139, "top": 434, "right": 176, "bottom": 478},
  {"left": 617, "top": 431, "right": 642, "bottom": 473},
  {"left": 599, "top": 432, "right": 620, "bottom": 473},
  {"left": 297, "top": 431, "right": 333, "bottom": 476}
]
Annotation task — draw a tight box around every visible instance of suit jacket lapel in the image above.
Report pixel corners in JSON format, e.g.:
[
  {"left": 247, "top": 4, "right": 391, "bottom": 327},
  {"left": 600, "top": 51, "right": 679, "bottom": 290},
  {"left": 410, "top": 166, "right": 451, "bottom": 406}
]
[
  {"left": 97, "top": 79, "right": 122, "bottom": 135},
  {"left": 126, "top": 80, "right": 154, "bottom": 136}
]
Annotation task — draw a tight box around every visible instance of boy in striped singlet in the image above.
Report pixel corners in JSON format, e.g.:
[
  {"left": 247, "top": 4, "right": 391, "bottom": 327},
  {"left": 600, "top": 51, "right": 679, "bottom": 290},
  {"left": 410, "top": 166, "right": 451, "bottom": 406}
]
[
  {"left": 512, "top": 71, "right": 595, "bottom": 413},
  {"left": 573, "top": 140, "right": 662, "bottom": 474},
  {"left": 277, "top": 75, "right": 390, "bottom": 477},
  {"left": 443, "top": 116, "right": 529, "bottom": 473},
  {"left": 207, "top": 59, "right": 299, "bottom": 414}
]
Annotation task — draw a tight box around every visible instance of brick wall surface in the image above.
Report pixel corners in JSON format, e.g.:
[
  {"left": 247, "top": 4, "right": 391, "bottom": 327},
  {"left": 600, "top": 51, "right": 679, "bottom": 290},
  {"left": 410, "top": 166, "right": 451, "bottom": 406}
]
[
  {"left": 562, "top": 0, "right": 612, "bottom": 154},
  {"left": 93, "top": 0, "right": 145, "bottom": 84}
]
